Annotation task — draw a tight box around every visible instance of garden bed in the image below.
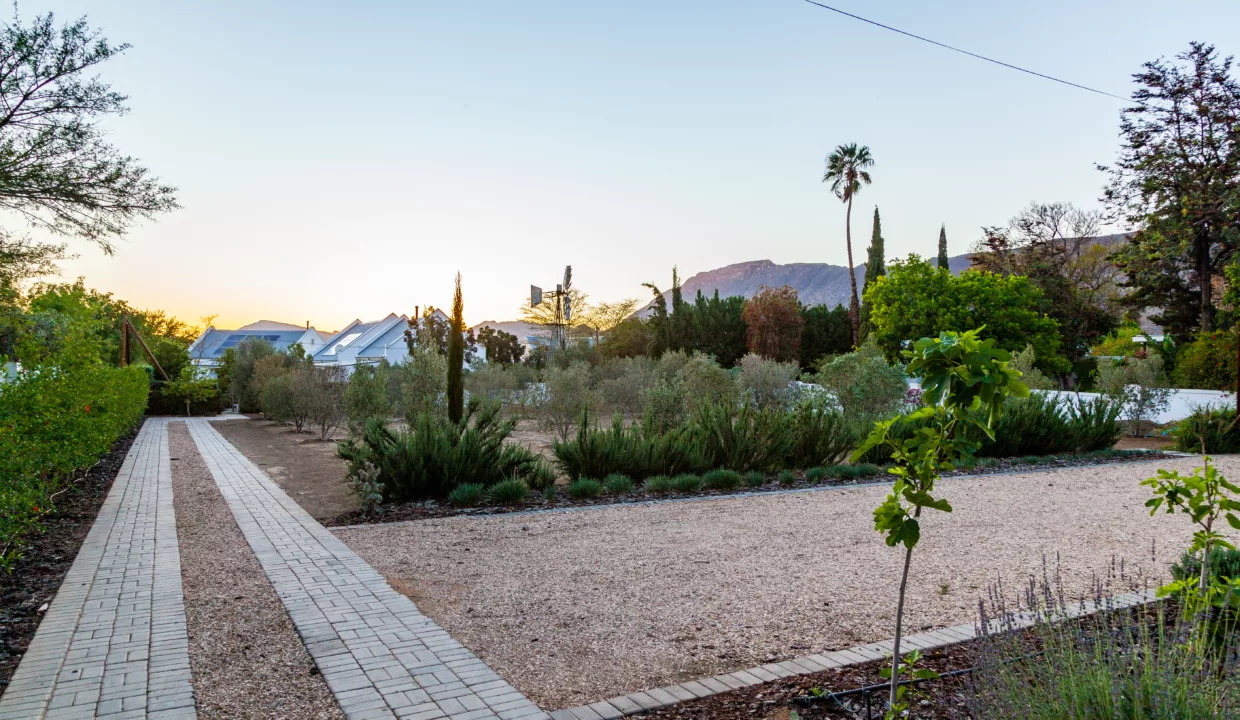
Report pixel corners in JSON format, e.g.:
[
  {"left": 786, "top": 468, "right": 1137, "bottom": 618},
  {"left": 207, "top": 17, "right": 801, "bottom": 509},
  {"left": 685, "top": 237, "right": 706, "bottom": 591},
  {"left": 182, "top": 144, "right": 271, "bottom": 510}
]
[
  {"left": 630, "top": 644, "right": 974, "bottom": 719},
  {"left": 325, "top": 449, "right": 1171, "bottom": 527},
  {"left": 0, "top": 420, "right": 141, "bottom": 693}
]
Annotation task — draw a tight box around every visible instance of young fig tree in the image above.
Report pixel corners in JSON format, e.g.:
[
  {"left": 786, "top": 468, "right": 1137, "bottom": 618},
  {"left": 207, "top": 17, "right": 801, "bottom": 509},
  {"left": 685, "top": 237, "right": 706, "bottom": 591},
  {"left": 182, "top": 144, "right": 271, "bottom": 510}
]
[
  {"left": 851, "top": 328, "right": 1027, "bottom": 715},
  {"left": 1142, "top": 454, "right": 1240, "bottom": 605}
]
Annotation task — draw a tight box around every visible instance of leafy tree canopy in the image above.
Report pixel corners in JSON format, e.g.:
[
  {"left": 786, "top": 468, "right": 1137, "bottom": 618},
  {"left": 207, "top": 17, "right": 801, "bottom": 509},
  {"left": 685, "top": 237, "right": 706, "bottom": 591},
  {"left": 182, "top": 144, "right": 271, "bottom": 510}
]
[
  {"left": 1103, "top": 42, "right": 1240, "bottom": 339},
  {"left": 865, "top": 255, "right": 1068, "bottom": 375},
  {"left": 0, "top": 14, "right": 178, "bottom": 251}
]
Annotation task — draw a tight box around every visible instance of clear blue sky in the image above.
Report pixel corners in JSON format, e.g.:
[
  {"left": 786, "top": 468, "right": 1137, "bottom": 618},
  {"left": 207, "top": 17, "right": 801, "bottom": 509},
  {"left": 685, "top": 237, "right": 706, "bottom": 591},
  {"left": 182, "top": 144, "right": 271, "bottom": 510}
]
[{"left": 21, "top": 0, "right": 1237, "bottom": 330}]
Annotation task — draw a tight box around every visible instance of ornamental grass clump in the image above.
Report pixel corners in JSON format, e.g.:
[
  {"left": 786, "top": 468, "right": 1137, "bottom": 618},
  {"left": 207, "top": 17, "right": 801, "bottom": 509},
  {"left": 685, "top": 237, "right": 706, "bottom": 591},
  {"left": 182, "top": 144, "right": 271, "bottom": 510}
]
[
  {"left": 743, "top": 471, "right": 765, "bottom": 488},
  {"left": 804, "top": 466, "right": 828, "bottom": 483},
  {"left": 603, "top": 473, "right": 634, "bottom": 495},
  {"left": 645, "top": 475, "right": 672, "bottom": 494},
  {"left": 486, "top": 478, "right": 529, "bottom": 505},
  {"left": 448, "top": 483, "right": 484, "bottom": 507},
  {"left": 777, "top": 469, "right": 796, "bottom": 486},
  {"left": 702, "top": 469, "right": 741, "bottom": 491},
  {"left": 567, "top": 477, "right": 603, "bottom": 500},
  {"left": 853, "top": 328, "right": 1026, "bottom": 712},
  {"left": 669, "top": 473, "right": 702, "bottom": 493}
]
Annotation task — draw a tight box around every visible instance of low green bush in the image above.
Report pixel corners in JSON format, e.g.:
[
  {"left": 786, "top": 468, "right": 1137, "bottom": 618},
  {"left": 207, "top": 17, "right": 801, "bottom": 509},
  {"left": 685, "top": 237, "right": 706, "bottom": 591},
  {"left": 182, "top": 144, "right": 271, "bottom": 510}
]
[
  {"left": 567, "top": 477, "right": 603, "bottom": 499},
  {"left": 603, "top": 473, "right": 634, "bottom": 495},
  {"left": 787, "top": 401, "right": 855, "bottom": 468},
  {"left": 979, "top": 394, "right": 1076, "bottom": 457},
  {"left": 1066, "top": 395, "right": 1124, "bottom": 452},
  {"left": 1172, "top": 331, "right": 1236, "bottom": 391},
  {"left": 702, "top": 469, "right": 741, "bottom": 491},
  {"left": 553, "top": 411, "right": 708, "bottom": 481},
  {"left": 644, "top": 475, "right": 672, "bottom": 494},
  {"left": 1171, "top": 407, "right": 1240, "bottom": 454},
  {"left": 337, "top": 399, "right": 541, "bottom": 501},
  {"left": 777, "top": 469, "right": 796, "bottom": 486},
  {"left": 804, "top": 466, "right": 827, "bottom": 483},
  {"left": 448, "top": 483, "right": 485, "bottom": 507},
  {"left": 743, "top": 470, "right": 765, "bottom": 488},
  {"left": 487, "top": 478, "right": 529, "bottom": 505},
  {"left": 669, "top": 474, "right": 702, "bottom": 493},
  {"left": 1171, "top": 546, "right": 1240, "bottom": 584},
  {"left": 691, "top": 403, "right": 793, "bottom": 473},
  {"left": 524, "top": 460, "right": 558, "bottom": 491}
]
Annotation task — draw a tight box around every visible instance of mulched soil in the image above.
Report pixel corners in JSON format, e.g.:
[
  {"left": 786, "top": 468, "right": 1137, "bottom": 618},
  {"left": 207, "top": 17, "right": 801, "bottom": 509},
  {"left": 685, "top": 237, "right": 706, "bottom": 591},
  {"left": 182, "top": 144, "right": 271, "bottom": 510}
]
[
  {"left": 632, "top": 645, "right": 975, "bottom": 720},
  {"left": 326, "top": 450, "right": 1172, "bottom": 527},
  {"left": 0, "top": 420, "right": 142, "bottom": 693}
]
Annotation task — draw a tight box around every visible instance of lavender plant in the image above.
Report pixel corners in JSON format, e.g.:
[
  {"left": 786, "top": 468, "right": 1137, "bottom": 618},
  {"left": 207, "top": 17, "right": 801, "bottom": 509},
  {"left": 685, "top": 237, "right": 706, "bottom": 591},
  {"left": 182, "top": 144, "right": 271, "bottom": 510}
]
[{"left": 852, "top": 328, "right": 1027, "bottom": 715}]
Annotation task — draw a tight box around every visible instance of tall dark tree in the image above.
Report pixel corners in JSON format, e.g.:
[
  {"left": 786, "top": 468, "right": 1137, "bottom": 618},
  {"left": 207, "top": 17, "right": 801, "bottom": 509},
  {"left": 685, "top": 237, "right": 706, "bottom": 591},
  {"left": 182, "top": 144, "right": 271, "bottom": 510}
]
[
  {"left": 937, "top": 225, "right": 950, "bottom": 271},
  {"left": 0, "top": 14, "right": 178, "bottom": 252},
  {"left": 1104, "top": 42, "right": 1240, "bottom": 339},
  {"left": 859, "top": 207, "right": 885, "bottom": 339},
  {"left": 823, "top": 143, "right": 874, "bottom": 346},
  {"left": 687, "top": 290, "right": 747, "bottom": 367},
  {"left": 447, "top": 273, "right": 465, "bottom": 424},
  {"left": 800, "top": 303, "right": 852, "bottom": 371},
  {"left": 642, "top": 266, "right": 692, "bottom": 355}
]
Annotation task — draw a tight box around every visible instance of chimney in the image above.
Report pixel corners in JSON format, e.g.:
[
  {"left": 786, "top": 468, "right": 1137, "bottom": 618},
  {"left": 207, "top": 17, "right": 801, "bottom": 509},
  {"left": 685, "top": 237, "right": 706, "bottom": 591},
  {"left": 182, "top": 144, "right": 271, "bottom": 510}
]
[{"left": 306, "top": 320, "right": 309, "bottom": 329}]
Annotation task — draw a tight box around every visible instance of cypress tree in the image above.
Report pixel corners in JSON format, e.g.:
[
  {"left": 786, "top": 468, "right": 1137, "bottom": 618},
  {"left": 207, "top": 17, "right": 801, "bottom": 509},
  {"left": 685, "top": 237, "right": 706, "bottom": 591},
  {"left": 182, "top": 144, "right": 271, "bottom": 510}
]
[
  {"left": 937, "top": 224, "right": 950, "bottom": 272},
  {"left": 447, "top": 272, "right": 465, "bottom": 424},
  {"left": 859, "top": 207, "right": 885, "bottom": 340}
]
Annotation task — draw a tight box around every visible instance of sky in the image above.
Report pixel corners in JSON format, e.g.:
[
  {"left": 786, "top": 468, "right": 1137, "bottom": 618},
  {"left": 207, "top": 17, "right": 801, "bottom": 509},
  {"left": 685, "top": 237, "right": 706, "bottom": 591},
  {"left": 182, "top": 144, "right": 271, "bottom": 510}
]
[{"left": 14, "top": 0, "right": 1239, "bottom": 331}]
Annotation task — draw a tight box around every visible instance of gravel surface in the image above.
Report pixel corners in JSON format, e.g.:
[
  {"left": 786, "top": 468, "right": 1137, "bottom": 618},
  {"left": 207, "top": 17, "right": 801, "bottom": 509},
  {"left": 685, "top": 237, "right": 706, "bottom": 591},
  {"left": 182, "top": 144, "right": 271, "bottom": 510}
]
[
  {"left": 169, "top": 422, "right": 344, "bottom": 719},
  {"left": 336, "top": 454, "right": 1237, "bottom": 709}
]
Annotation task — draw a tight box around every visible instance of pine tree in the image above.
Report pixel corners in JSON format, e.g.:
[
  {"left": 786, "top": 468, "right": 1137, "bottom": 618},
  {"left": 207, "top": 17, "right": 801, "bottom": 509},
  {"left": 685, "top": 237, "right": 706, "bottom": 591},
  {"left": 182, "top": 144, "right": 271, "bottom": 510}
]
[
  {"left": 447, "top": 272, "right": 465, "bottom": 424},
  {"left": 859, "top": 207, "right": 886, "bottom": 340},
  {"left": 937, "top": 224, "right": 950, "bottom": 272}
]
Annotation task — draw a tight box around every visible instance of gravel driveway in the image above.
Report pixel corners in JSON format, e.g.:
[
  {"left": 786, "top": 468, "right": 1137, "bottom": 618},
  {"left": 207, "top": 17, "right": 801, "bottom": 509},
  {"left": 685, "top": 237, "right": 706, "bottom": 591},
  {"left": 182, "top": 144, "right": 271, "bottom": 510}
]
[{"left": 336, "top": 455, "right": 1232, "bottom": 709}]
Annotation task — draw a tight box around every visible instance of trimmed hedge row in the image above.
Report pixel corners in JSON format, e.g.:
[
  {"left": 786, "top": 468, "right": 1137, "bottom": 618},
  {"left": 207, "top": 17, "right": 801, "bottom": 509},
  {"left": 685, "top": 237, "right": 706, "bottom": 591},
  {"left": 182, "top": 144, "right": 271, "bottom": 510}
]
[{"left": 0, "top": 362, "right": 149, "bottom": 571}]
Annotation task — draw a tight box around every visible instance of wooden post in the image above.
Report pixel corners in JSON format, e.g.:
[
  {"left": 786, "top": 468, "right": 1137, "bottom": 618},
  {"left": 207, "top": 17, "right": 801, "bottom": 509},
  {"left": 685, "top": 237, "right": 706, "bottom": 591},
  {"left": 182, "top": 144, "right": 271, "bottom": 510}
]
[
  {"left": 125, "top": 317, "right": 171, "bottom": 381},
  {"left": 120, "top": 315, "right": 130, "bottom": 367}
]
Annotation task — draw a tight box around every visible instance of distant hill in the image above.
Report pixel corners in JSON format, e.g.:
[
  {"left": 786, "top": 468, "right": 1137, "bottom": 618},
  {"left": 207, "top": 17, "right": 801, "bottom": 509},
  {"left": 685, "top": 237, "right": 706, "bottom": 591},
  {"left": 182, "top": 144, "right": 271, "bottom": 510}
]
[
  {"left": 638, "top": 255, "right": 972, "bottom": 316},
  {"left": 470, "top": 320, "right": 541, "bottom": 340}
]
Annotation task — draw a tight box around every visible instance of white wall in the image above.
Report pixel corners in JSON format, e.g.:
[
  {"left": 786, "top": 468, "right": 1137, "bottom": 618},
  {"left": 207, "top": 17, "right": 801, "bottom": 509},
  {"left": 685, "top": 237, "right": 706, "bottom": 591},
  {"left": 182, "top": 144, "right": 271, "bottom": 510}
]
[{"left": 1040, "top": 389, "right": 1235, "bottom": 425}]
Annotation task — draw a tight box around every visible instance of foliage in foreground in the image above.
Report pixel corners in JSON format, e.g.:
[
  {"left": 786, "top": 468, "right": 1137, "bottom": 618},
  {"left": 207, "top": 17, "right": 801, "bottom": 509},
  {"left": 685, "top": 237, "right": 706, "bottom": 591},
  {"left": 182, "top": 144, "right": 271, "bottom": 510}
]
[
  {"left": 968, "top": 590, "right": 1240, "bottom": 718},
  {"left": 0, "top": 341, "right": 149, "bottom": 570},
  {"left": 337, "top": 400, "right": 541, "bottom": 502},
  {"left": 854, "top": 328, "right": 1027, "bottom": 711}
]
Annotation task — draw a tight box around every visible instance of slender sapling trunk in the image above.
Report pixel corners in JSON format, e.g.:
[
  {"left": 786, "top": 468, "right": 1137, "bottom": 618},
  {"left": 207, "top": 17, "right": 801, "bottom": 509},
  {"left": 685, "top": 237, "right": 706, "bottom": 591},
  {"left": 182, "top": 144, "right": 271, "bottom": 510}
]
[{"left": 888, "top": 505, "right": 921, "bottom": 710}]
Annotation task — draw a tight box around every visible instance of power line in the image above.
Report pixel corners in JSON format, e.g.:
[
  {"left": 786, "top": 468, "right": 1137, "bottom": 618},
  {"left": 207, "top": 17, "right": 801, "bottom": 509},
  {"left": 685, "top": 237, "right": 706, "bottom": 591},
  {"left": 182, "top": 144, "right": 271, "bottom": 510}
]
[{"left": 800, "top": 0, "right": 1134, "bottom": 105}]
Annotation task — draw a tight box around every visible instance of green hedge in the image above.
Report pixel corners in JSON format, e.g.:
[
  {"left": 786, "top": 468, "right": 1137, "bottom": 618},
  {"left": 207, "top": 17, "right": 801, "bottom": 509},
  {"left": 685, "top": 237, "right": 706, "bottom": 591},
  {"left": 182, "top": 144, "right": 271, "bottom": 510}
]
[{"left": 0, "top": 362, "right": 149, "bottom": 570}]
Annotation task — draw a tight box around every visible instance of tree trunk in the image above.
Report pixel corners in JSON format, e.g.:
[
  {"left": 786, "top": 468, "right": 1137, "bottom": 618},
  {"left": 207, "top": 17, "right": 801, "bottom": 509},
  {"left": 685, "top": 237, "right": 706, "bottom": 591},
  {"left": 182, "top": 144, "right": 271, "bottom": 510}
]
[
  {"left": 888, "top": 534, "right": 916, "bottom": 710},
  {"left": 845, "top": 195, "right": 860, "bottom": 347},
  {"left": 1199, "top": 231, "right": 1214, "bottom": 332}
]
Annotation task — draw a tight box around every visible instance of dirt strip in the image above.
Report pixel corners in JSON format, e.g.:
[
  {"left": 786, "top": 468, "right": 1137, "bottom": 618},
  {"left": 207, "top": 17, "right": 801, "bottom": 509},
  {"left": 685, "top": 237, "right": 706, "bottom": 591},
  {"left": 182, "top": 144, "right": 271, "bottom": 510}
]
[{"left": 168, "top": 422, "right": 344, "bottom": 719}]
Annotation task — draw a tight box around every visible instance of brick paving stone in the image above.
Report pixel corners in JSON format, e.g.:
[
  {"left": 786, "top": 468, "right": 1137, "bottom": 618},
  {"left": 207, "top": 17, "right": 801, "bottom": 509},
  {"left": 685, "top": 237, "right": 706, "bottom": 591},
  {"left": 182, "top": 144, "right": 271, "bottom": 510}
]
[
  {"left": 0, "top": 419, "right": 196, "bottom": 719},
  {"left": 185, "top": 420, "right": 547, "bottom": 720}
]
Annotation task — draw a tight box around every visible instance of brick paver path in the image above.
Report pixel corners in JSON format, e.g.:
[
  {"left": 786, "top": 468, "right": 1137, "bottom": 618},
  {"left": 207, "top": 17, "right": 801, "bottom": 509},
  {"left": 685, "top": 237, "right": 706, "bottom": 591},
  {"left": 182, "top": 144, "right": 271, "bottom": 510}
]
[
  {"left": 185, "top": 419, "right": 548, "bottom": 720},
  {"left": 0, "top": 419, "right": 196, "bottom": 719}
]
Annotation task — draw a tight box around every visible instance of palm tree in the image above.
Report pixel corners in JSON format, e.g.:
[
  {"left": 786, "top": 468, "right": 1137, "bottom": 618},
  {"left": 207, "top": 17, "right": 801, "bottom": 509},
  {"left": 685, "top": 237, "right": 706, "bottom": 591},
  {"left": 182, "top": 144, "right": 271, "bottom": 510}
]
[{"left": 823, "top": 143, "right": 874, "bottom": 346}]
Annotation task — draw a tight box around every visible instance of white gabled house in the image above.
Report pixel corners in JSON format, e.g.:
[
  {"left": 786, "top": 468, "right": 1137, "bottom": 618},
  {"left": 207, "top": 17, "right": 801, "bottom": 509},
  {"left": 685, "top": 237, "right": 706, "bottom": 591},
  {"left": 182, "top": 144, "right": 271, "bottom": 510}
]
[
  {"left": 189, "top": 321, "right": 327, "bottom": 374},
  {"left": 312, "top": 309, "right": 451, "bottom": 373}
]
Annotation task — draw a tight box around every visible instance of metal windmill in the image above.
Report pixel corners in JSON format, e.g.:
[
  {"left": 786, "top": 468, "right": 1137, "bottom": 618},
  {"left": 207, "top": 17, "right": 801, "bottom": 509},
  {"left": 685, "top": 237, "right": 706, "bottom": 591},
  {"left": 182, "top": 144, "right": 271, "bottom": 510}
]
[{"left": 530, "top": 265, "right": 573, "bottom": 352}]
